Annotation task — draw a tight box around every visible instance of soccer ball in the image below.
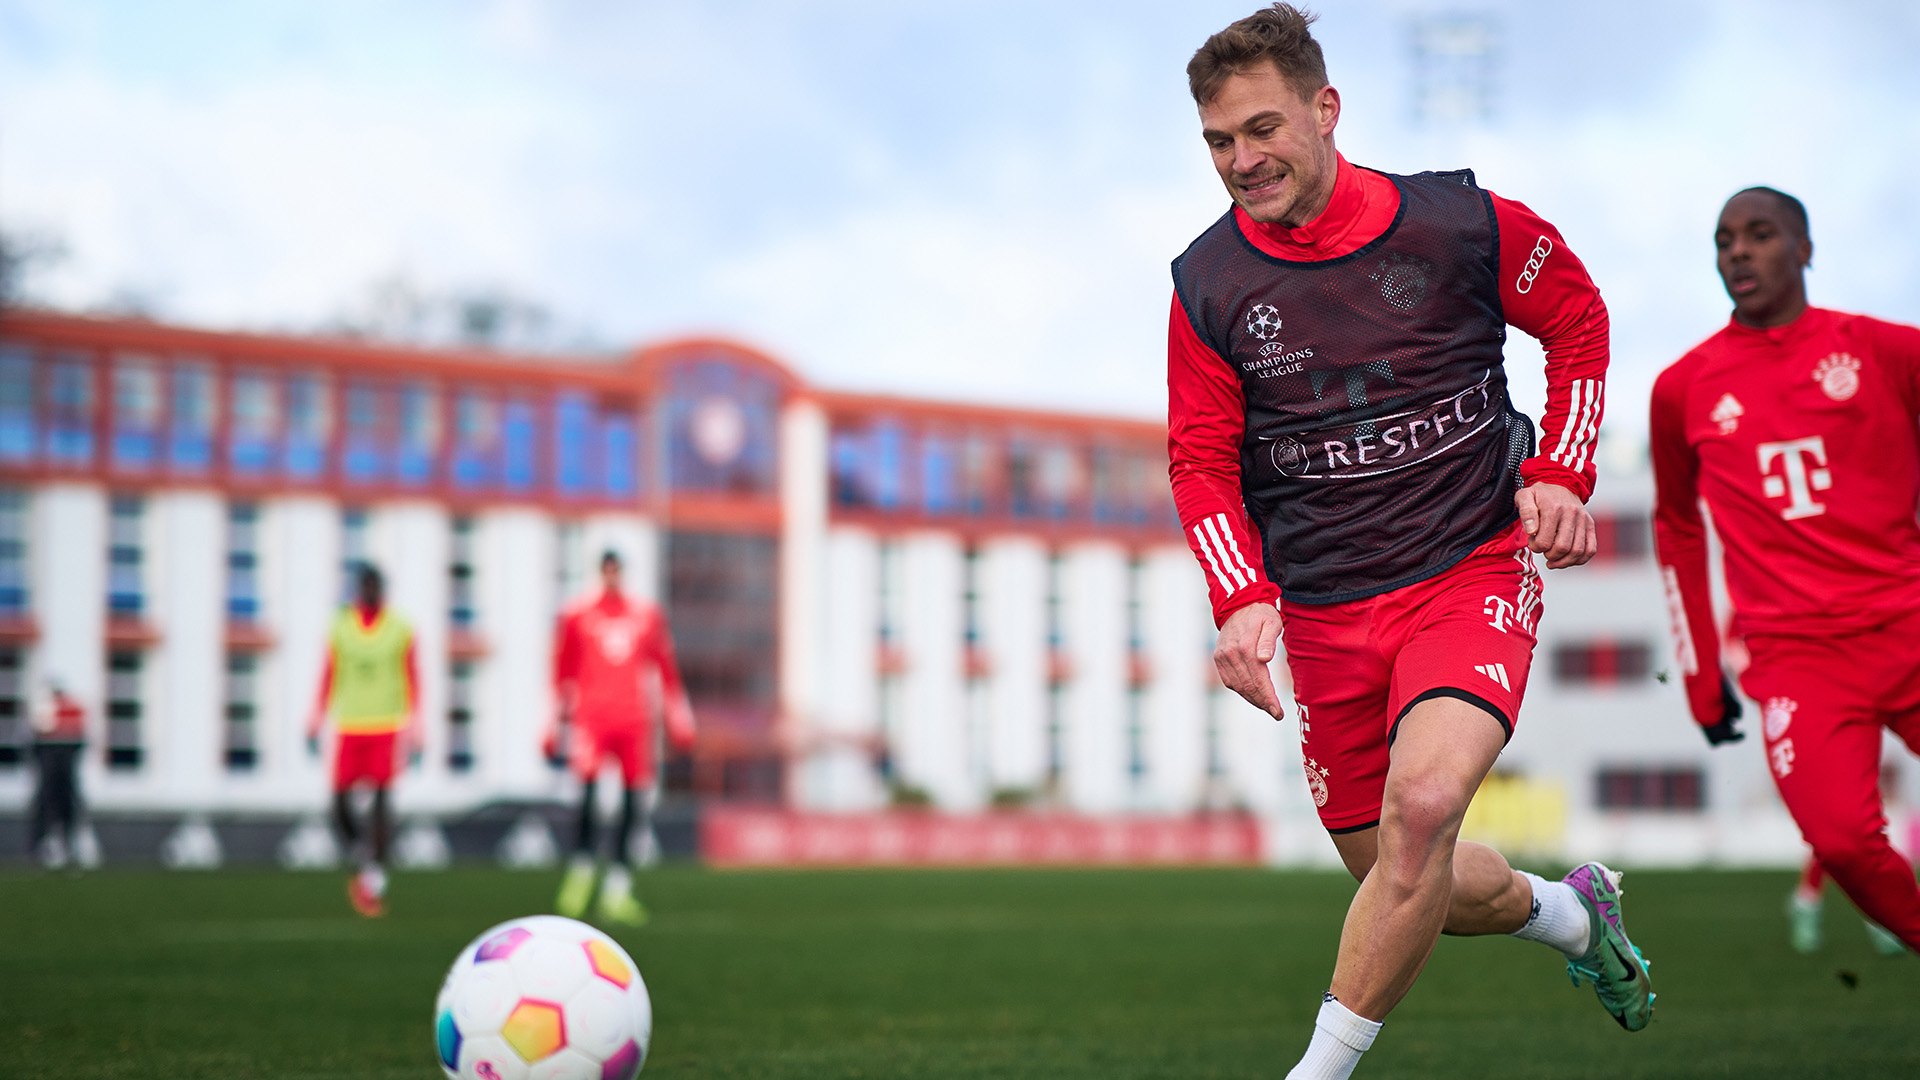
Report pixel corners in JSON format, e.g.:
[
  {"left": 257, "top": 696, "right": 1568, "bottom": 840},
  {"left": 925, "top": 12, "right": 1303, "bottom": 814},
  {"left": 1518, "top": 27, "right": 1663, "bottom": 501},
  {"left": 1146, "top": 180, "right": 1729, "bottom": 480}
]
[{"left": 434, "top": 915, "right": 652, "bottom": 1080}]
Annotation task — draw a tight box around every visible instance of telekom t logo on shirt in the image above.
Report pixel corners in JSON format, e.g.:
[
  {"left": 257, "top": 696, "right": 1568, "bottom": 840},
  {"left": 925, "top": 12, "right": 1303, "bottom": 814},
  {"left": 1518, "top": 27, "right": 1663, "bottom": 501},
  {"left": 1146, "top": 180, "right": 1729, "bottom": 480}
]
[{"left": 1756, "top": 437, "right": 1831, "bottom": 520}]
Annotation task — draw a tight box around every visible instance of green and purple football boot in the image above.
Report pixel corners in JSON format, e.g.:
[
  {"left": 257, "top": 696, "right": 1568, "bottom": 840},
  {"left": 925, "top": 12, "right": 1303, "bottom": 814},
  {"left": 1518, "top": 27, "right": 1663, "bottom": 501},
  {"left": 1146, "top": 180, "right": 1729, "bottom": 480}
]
[{"left": 1563, "top": 861, "right": 1655, "bottom": 1032}]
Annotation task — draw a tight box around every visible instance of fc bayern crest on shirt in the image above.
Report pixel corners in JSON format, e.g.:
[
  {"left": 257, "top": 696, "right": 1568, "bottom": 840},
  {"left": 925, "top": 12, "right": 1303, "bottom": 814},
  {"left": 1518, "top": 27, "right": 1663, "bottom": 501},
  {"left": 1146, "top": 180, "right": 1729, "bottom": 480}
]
[
  {"left": 1762, "top": 696, "right": 1798, "bottom": 741},
  {"left": 1813, "top": 353, "right": 1861, "bottom": 401}
]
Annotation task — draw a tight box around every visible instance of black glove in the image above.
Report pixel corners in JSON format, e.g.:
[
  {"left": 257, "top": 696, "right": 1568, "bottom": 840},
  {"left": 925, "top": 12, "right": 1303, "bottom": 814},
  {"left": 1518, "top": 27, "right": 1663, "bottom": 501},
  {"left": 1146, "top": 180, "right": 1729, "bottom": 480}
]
[{"left": 1701, "top": 675, "right": 1745, "bottom": 746}]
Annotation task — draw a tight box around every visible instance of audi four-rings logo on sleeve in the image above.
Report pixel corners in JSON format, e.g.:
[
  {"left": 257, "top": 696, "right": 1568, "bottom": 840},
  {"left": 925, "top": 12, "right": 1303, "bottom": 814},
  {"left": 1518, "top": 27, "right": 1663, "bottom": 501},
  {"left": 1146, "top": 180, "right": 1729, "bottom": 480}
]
[{"left": 1515, "top": 235, "right": 1553, "bottom": 293}]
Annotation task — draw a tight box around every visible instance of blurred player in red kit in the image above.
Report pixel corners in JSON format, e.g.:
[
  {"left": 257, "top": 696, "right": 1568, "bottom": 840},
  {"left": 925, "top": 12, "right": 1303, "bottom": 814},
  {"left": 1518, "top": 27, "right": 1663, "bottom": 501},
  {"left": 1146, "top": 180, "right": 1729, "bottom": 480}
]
[
  {"left": 548, "top": 550, "right": 695, "bottom": 926},
  {"left": 1652, "top": 186, "right": 1920, "bottom": 955},
  {"left": 1170, "top": 7, "right": 1646, "bottom": 1076}
]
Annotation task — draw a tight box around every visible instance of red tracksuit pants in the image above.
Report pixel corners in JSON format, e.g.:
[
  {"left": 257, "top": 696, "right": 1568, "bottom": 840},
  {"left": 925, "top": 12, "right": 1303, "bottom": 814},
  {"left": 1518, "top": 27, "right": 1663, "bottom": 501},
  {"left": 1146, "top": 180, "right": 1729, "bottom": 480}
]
[{"left": 1741, "top": 607, "right": 1920, "bottom": 950}]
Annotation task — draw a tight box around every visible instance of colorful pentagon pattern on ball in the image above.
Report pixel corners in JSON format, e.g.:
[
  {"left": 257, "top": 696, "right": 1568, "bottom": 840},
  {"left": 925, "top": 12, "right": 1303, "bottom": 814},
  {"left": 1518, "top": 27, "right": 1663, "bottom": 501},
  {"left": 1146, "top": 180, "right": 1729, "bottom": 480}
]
[
  {"left": 436, "top": 1009, "right": 462, "bottom": 1072},
  {"left": 477, "top": 927, "right": 534, "bottom": 963},
  {"left": 600, "top": 1039, "right": 642, "bottom": 1080},
  {"left": 501, "top": 1000, "right": 566, "bottom": 1063},
  {"left": 583, "top": 940, "right": 633, "bottom": 989}
]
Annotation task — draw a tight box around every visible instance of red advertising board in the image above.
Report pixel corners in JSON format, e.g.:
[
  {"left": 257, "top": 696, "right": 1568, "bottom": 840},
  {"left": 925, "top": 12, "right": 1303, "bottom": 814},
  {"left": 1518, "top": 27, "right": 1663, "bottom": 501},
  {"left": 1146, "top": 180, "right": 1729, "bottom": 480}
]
[{"left": 701, "top": 809, "right": 1263, "bottom": 868}]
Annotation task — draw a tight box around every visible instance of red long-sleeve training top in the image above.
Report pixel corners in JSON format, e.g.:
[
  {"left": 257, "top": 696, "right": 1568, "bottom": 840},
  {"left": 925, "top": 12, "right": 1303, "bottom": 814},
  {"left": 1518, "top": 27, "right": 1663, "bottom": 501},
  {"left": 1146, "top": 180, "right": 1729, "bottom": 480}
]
[
  {"left": 1168, "top": 154, "right": 1611, "bottom": 625},
  {"left": 1650, "top": 306, "right": 1920, "bottom": 729}
]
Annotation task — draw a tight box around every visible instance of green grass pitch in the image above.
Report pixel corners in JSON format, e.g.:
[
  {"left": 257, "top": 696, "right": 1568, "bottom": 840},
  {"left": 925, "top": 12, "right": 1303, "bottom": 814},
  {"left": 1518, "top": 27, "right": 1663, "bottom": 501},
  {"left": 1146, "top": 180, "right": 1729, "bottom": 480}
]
[{"left": 2, "top": 865, "right": 1916, "bottom": 1078}]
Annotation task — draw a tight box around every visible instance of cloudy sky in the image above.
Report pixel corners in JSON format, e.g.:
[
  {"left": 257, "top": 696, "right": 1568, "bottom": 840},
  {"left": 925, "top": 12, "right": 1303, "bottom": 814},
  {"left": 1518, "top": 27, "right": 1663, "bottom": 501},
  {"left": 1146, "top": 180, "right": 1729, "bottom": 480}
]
[{"left": 3, "top": 0, "right": 1917, "bottom": 438}]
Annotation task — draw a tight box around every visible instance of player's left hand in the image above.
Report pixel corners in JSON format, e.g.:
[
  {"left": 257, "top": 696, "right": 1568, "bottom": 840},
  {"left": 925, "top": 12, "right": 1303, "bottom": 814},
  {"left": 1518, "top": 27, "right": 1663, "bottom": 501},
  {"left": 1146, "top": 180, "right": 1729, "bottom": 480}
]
[{"left": 1515, "top": 482, "right": 1596, "bottom": 569}]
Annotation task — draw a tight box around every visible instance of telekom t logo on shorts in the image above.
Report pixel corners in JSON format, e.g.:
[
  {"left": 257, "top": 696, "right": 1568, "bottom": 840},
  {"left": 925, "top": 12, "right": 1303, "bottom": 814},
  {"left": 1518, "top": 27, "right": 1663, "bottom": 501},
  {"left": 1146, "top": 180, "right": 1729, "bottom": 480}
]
[{"left": 1756, "top": 437, "right": 1831, "bottom": 520}]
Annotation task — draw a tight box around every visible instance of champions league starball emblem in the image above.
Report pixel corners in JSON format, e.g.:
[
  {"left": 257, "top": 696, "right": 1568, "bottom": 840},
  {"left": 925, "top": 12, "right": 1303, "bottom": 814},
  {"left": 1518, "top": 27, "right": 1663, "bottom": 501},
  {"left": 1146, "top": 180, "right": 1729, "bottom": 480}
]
[{"left": 1245, "top": 304, "right": 1283, "bottom": 340}]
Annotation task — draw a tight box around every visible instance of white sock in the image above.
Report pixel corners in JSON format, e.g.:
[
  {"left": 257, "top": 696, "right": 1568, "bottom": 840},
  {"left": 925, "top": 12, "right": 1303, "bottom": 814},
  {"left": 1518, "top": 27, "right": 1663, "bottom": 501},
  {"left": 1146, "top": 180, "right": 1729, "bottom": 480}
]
[
  {"left": 360, "top": 864, "right": 388, "bottom": 897},
  {"left": 1285, "top": 996, "right": 1381, "bottom": 1080},
  {"left": 601, "top": 864, "right": 633, "bottom": 898},
  {"left": 1509, "top": 871, "right": 1589, "bottom": 958}
]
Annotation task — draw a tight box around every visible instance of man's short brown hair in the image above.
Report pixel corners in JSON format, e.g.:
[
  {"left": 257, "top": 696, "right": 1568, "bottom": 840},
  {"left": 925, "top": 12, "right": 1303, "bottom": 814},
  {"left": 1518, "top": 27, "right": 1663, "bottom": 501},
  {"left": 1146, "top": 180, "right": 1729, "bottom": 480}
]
[{"left": 1187, "top": 3, "right": 1327, "bottom": 106}]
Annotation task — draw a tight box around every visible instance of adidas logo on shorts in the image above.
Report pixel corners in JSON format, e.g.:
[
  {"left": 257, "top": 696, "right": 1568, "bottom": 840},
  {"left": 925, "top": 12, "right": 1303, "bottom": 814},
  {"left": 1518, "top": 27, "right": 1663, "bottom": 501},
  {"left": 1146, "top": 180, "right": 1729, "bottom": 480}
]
[{"left": 1474, "top": 662, "right": 1511, "bottom": 691}]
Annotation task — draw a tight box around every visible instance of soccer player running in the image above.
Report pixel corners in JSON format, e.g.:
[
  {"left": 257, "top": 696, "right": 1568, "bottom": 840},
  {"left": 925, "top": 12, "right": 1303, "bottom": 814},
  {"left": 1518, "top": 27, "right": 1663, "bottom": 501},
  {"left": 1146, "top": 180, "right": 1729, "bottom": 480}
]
[
  {"left": 549, "top": 550, "right": 695, "bottom": 926},
  {"left": 1651, "top": 186, "right": 1920, "bottom": 955},
  {"left": 305, "top": 564, "right": 420, "bottom": 918},
  {"left": 1169, "top": 7, "right": 1649, "bottom": 1076}
]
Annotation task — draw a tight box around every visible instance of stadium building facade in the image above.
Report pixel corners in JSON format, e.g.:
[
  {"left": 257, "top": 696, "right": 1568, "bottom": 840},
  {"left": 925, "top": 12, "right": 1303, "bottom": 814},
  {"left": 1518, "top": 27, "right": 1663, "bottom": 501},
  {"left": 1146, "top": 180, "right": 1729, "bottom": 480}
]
[{"left": 0, "top": 310, "right": 1841, "bottom": 866}]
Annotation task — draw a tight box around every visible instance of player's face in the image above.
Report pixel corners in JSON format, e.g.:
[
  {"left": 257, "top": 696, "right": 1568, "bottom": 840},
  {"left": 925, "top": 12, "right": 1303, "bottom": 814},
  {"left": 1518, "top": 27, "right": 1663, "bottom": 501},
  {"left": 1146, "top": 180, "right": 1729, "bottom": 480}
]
[
  {"left": 1715, "top": 192, "right": 1811, "bottom": 328},
  {"left": 1199, "top": 63, "right": 1341, "bottom": 228},
  {"left": 600, "top": 560, "right": 622, "bottom": 591}
]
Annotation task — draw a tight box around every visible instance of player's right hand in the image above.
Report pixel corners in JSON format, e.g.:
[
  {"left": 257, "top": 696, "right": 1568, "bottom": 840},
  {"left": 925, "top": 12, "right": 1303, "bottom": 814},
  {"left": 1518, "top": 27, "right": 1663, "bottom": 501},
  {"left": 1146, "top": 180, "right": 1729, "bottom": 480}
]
[
  {"left": 1214, "top": 602, "right": 1286, "bottom": 720},
  {"left": 1700, "top": 675, "right": 1745, "bottom": 746}
]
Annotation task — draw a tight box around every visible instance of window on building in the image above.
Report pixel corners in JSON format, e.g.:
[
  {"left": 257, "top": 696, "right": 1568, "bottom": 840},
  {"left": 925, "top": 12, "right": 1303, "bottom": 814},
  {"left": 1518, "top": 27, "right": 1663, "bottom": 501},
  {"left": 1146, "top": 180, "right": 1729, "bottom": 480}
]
[
  {"left": 227, "top": 503, "right": 261, "bottom": 624},
  {"left": 44, "top": 353, "right": 95, "bottom": 467},
  {"left": 284, "top": 372, "right": 331, "bottom": 480},
  {"left": 448, "top": 659, "right": 476, "bottom": 773},
  {"left": 1552, "top": 640, "right": 1653, "bottom": 686},
  {"left": 0, "top": 489, "right": 28, "bottom": 618},
  {"left": 169, "top": 360, "right": 217, "bottom": 474},
  {"left": 107, "top": 495, "right": 145, "bottom": 621},
  {"left": 397, "top": 382, "right": 439, "bottom": 486},
  {"left": 106, "top": 649, "right": 143, "bottom": 769},
  {"left": 602, "top": 402, "right": 639, "bottom": 500},
  {"left": 922, "top": 433, "right": 961, "bottom": 516},
  {"left": 111, "top": 355, "right": 163, "bottom": 471},
  {"left": 341, "top": 506, "right": 370, "bottom": 604},
  {"left": 0, "top": 344, "right": 34, "bottom": 463},
  {"left": 342, "top": 379, "right": 394, "bottom": 484},
  {"left": 1596, "top": 766, "right": 1705, "bottom": 811},
  {"left": 450, "top": 515, "right": 477, "bottom": 631},
  {"left": 1590, "top": 512, "right": 1653, "bottom": 565},
  {"left": 0, "top": 646, "right": 25, "bottom": 766},
  {"left": 501, "top": 397, "right": 539, "bottom": 492},
  {"left": 451, "top": 389, "right": 500, "bottom": 490},
  {"left": 554, "top": 391, "right": 596, "bottom": 497},
  {"left": 224, "top": 652, "right": 259, "bottom": 771},
  {"left": 228, "top": 371, "right": 280, "bottom": 476}
]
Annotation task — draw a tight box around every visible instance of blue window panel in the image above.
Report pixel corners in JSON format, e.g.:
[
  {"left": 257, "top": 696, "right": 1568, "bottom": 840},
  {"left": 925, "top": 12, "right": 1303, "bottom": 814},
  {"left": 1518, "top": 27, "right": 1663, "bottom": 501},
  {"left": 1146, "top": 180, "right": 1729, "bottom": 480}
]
[
  {"left": 284, "top": 374, "right": 330, "bottom": 480},
  {"left": 921, "top": 435, "right": 960, "bottom": 515},
  {"left": 111, "top": 361, "right": 162, "bottom": 472},
  {"left": 395, "top": 383, "right": 437, "bottom": 486},
  {"left": 870, "top": 423, "right": 904, "bottom": 510},
  {"left": 0, "top": 348, "right": 34, "bottom": 464},
  {"left": 450, "top": 391, "right": 498, "bottom": 490},
  {"left": 1007, "top": 443, "right": 1038, "bottom": 518},
  {"left": 228, "top": 373, "right": 279, "bottom": 477},
  {"left": 553, "top": 392, "right": 595, "bottom": 496},
  {"left": 501, "top": 400, "right": 538, "bottom": 492},
  {"left": 169, "top": 364, "right": 215, "bottom": 473},
  {"left": 603, "top": 415, "right": 637, "bottom": 499},
  {"left": 341, "top": 382, "right": 387, "bottom": 484},
  {"left": 830, "top": 430, "right": 867, "bottom": 507},
  {"left": 43, "top": 358, "right": 94, "bottom": 467}
]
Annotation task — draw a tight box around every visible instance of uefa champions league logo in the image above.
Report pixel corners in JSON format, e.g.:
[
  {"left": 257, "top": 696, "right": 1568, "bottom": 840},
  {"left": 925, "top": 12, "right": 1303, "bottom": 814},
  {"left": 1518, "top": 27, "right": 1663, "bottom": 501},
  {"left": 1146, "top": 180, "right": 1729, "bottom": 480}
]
[{"left": 1245, "top": 304, "right": 1283, "bottom": 341}]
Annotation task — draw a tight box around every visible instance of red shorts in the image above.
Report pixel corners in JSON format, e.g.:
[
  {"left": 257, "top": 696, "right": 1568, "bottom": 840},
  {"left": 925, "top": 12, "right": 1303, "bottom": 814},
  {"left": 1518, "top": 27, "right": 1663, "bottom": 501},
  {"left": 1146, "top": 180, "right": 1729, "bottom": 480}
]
[
  {"left": 1740, "top": 608, "right": 1920, "bottom": 794},
  {"left": 333, "top": 731, "right": 398, "bottom": 791},
  {"left": 570, "top": 722, "right": 654, "bottom": 787},
  {"left": 1281, "top": 525, "right": 1542, "bottom": 833}
]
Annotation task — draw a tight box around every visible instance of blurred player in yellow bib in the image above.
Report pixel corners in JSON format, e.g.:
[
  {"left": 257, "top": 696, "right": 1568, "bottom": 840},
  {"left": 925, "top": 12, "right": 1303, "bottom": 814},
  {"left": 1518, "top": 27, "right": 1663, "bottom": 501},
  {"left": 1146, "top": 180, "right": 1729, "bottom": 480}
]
[{"left": 306, "top": 564, "right": 420, "bottom": 917}]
